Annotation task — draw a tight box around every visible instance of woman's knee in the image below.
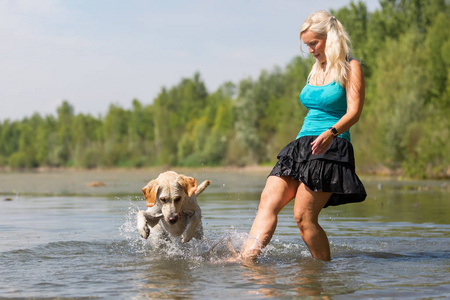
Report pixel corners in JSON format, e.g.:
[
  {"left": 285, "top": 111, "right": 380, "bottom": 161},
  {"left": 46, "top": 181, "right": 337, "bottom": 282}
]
[
  {"left": 294, "top": 210, "right": 318, "bottom": 233},
  {"left": 294, "top": 211, "right": 305, "bottom": 231},
  {"left": 294, "top": 210, "right": 302, "bottom": 226},
  {"left": 294, "top": 185, "right": 330, "bottom": 231},
  {"left": 258, "top": 188, "right": 281, "bottom": 214}
]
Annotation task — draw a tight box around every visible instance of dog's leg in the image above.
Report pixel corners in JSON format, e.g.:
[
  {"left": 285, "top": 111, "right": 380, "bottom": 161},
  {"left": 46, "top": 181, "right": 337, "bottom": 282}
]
[
  {"left": 195, "top": 180, "right": 211, "bottom": 196},
  {"left": 194, "top": 221, "right": 203, "bottom": 240},
  {"left": 145, "top": 206, "right": 163, "bottom": 226},
  {"left": 137, "top": 206, "right": 163, "bottom": 239},
  {"left": 137, "top": 210, "right": 150, "bottom": 239},
  {"left": 181, "top": 211, "right": 202, "bottom": 243}
]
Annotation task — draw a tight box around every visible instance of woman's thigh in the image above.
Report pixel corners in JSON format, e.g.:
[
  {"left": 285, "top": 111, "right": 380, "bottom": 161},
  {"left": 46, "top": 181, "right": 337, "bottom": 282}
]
[
  {"left": 293, "top": 183, "right": 331, "bottom": 222},
  {"left": 259, "top": 175, "right": 300, "bottom": 214}
]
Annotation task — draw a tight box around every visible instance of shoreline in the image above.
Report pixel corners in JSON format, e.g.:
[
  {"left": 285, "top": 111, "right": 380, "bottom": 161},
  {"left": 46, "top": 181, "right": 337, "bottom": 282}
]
[{"left": 0, "top": 164, "right": 449, "bottom": 180}]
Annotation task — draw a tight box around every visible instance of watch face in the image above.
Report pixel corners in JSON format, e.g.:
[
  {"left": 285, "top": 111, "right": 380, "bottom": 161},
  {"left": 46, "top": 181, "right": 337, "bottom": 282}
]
[{"left": 330, "top": 127, "right": 338, "bottom": 135}]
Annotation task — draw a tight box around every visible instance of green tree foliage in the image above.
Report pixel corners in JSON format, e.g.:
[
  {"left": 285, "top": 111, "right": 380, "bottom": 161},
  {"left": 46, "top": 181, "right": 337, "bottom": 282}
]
[
  {"left": 153, "top": 72, "right": 208, "bottom": 165},
  {"left": 0, "top": 0, "right": 448, "bottom": 177},
  {"left": 72, "top": 113, "right": 103, "bottom": 168}
]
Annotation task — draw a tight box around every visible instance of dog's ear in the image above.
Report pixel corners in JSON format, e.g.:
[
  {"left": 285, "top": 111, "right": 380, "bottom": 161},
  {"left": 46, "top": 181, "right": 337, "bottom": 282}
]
[
  {"left": 142, "top": 180, "right": 159, "bottom": 207},
  {"left": 178, "top": 175, "right": 198, "bottom": 197}
]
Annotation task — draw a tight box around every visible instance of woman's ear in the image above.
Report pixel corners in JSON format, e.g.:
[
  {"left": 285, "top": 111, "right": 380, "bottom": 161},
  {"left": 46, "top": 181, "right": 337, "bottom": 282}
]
[{"left": 142, "top": 180, "right": 159, "bottom": 207}]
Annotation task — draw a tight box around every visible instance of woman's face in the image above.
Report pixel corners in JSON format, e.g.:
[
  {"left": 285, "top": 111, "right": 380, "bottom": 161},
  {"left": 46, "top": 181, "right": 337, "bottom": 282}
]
[{"left": 302, "top": 30, "right": 327, "bottom": 64}]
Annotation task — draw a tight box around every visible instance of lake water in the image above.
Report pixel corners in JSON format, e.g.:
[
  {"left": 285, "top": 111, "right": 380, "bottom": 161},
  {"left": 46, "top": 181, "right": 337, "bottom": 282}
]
[{"left": 0, "top": 168, "right": 449, "bottom": 299}]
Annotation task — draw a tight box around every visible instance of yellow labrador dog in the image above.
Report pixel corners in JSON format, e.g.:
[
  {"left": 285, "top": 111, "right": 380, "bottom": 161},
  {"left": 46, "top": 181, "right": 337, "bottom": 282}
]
[{"left": 137, "top": 171, "right": 211, "bottom": 243}]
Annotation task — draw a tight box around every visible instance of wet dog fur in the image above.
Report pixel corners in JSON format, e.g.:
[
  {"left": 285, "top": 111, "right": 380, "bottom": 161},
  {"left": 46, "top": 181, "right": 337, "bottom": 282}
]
[{"left": 137, "top": 171, "right": 211, "bottom": 243}]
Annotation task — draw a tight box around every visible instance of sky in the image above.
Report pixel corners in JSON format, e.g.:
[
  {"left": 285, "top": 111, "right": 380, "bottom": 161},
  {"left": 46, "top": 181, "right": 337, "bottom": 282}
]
[{"left": 0, "top": 0, "right": 381, "bottom": 121}]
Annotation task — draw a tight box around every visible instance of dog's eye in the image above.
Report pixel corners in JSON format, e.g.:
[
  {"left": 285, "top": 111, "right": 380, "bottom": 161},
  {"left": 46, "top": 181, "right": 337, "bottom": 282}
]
[
  {"left": 160, "top": 198, "right": 167, "bottom": 203},
  {"left": 174, "top": 197, "right": 181, "bottom": 202}
]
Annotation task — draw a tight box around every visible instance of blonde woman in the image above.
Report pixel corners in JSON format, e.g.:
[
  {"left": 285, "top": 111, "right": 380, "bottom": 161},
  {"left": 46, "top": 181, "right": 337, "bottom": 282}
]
[{"left": 241, "top": 11, "right": 366, "bottom": 261}]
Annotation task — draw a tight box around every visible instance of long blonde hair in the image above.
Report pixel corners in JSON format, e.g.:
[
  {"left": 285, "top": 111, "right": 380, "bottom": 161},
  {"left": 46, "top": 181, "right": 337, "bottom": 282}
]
[{"left": 300, "top": 11, "right": 352, "bottom": 87}]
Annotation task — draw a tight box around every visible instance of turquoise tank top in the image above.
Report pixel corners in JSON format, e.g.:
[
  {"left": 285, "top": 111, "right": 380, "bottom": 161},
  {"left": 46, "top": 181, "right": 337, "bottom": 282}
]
[{"left": 297, "top": 81, "right": 350, "bottom": 142}]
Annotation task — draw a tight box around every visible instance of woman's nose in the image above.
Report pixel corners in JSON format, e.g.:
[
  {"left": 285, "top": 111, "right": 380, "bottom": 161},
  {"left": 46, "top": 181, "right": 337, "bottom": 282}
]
[{"left": 308, "top": 46, "right": 314, "bottom": 53}]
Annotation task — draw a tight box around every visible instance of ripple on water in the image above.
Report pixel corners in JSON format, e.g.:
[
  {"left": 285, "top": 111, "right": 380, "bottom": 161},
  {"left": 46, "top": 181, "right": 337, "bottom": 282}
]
[{"left": 1, "top": 190, "right": 449, "bottom": 299}]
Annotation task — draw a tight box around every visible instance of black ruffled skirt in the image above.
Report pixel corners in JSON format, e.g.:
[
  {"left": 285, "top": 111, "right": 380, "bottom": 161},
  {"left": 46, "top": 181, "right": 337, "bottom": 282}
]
[{"left": 269, "top": 136, "right": 366, "bottom": 208}]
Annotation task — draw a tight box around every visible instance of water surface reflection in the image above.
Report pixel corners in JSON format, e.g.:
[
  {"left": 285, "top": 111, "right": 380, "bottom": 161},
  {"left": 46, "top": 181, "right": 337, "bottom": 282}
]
[{"left": 0, "top": 169, "right": 449, "bottom": 299}]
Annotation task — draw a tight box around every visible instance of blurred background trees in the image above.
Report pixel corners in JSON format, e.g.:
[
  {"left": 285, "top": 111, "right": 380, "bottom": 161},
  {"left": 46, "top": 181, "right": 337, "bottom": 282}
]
[{"left": 0, "top": 0, "right": 448, "bottom": 178}]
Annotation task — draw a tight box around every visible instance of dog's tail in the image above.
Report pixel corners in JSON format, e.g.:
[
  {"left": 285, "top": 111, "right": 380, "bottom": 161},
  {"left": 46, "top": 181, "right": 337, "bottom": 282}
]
[{"left": 195, "top": 180, "right": 211, "bottom": 196}]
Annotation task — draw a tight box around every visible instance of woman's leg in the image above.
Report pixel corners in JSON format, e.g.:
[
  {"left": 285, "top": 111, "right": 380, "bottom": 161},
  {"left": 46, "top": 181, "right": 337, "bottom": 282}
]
[
  {"left": 240, "top": 175, "right": 299, "bottom": 261},
  {"left": 294, "top": 183, "right": 332, "bottom": 261}
]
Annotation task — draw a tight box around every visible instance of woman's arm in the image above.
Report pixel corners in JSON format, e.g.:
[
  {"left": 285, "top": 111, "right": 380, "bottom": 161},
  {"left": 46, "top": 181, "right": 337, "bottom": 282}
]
[{"left": 311, "top": 59, "right": 365, "bottom": 155}]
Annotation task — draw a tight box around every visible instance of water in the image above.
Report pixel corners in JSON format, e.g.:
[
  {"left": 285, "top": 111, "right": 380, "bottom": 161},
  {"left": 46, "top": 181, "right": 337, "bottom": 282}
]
[{"left": 0, "top": 168, "right": 449, "bottom": 299}]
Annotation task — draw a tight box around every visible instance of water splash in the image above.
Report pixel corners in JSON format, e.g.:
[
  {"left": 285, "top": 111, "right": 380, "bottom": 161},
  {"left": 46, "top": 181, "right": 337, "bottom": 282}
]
[
  {"left": 119, "top": 200, "right": 313, "bottom": 264},
  {"left": 118, "top": 199, "right": 150, "bottom": 254},
  {"left": 119, "top": 202, "right": 251, "bottom": 263}
]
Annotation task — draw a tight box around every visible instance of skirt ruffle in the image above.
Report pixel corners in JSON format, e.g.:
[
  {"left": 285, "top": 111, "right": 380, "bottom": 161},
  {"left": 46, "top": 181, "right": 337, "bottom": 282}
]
[{"left": 269, "top": 136, "right": 367, "bottom": 208}]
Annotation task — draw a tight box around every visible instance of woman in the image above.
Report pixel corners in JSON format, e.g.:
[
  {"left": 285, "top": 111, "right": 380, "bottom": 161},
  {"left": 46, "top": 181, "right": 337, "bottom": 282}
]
[{"left": 240, "top": 11, "right": 367, "bottom": 261}]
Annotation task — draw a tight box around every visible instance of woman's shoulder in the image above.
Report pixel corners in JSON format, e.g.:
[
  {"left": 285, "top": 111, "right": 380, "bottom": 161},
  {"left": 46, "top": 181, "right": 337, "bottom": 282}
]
[
  {"left": 346, "top": 58, "right": 364, "bottom": 89},
  {"left": 348, "top": 57, "right": 361, "bottom": 66},
  {"left": 348, "top": 58, "right": 363, "bottom": 75}
]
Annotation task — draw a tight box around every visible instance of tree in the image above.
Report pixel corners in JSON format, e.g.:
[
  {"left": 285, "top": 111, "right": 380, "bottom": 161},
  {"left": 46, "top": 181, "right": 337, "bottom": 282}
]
[
  {"left": 55, "top": 101, "right": 75, "bottom": 166},
  {"left": 102, "top": 104, "right": 130, "bottom": 166},
  {"left": 153, "top": 73, "right": 208, "bottom": 165}
]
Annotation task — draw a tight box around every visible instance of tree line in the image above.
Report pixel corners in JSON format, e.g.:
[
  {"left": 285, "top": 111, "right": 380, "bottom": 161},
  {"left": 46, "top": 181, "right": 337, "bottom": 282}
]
[{"left": 1, "top": 0, "right": 449, "bottom": 178}]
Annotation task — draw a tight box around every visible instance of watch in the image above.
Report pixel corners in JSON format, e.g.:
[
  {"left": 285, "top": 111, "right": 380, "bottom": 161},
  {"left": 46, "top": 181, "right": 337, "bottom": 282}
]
[{"left": 329, "top": 127, "right": 338, "bottom": 136}]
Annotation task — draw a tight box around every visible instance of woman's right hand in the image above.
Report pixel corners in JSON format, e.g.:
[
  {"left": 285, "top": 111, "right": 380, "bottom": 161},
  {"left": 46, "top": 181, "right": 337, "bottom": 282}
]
[{"left": 311, "top": 130, "right": 334, "bottom": 155}]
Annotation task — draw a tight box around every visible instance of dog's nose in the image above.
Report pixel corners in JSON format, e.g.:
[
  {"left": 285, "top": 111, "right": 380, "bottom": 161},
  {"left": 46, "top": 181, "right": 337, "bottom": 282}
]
[{"left": 168, "top": 215, "right": 178, "bottom": 224}]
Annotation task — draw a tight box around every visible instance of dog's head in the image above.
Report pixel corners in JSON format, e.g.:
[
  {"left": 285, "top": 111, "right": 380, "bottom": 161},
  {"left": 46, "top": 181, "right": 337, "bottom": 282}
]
[{"left": 142, "top": 171, "right": 198, "bottom": 225}]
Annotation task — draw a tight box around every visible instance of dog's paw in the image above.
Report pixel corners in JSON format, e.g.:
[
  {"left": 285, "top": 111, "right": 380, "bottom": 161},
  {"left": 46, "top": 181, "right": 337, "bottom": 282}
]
[
  {"left": 138, "top": 225, "right": 150, "bottom": 239},
  {"left": 138, "top": 224, "right": 150, "bottom": 239},
  {"left": 181, "top": 233, "right": 195, "bottom": 244},
  {"left": 180, "top": 235, "right": 189, "bottom": 244},
  {"left": 137, "top": 210, "right": 150, "bottom": 239}
]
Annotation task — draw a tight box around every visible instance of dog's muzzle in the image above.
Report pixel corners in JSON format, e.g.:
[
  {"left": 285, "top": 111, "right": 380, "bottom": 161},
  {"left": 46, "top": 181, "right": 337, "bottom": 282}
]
[
  {"left": 168, "top": 213, "right": 182, "bottom": 225},
  {"left": 168, "top": 215, "right": 178, "bottom": 224}
]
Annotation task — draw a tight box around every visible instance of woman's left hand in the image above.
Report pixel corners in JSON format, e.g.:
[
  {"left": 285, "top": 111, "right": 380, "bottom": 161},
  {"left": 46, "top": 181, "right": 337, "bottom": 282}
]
[{"left": 311, "top": 131, "right": 334, "bottom": 155}]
